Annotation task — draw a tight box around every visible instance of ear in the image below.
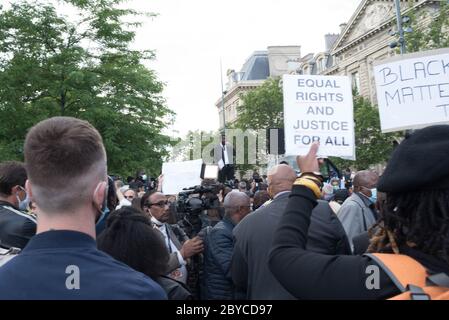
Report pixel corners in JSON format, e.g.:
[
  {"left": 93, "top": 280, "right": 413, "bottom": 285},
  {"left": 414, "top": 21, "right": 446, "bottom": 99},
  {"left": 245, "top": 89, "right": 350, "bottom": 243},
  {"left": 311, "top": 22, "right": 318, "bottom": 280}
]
[
  {"left": 25, "top": 180, "right": 33, "bottom": 200},
  {"left": 93, "top": 181, "right": 107, "bottom": 208},
  {"left": 11, "top": 185, "right": 21, "bottom": 195}
]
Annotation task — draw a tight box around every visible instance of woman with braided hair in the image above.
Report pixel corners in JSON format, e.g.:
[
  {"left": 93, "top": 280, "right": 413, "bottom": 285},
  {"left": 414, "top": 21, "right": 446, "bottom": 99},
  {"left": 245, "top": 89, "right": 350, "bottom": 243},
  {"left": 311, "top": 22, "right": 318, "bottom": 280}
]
[{"left": 269, "top": 125, "right": 449, "bottom": 299}]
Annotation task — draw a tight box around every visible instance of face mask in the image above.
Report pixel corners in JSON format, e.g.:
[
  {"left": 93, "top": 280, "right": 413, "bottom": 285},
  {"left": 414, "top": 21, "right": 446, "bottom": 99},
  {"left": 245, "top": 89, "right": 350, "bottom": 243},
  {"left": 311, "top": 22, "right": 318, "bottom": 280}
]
[
  {"left": 96, "top": 206, "right": 109, "bottom": 225},
  {"left": 93, "top": 182, "right": 108, "bottom": 223},
  {"left": 17, "top": 193, "right": 30, "bottom": 211},
  {"left": 141, "top": 175, "right": 147, "bottom": 181},
  {"left": 369, "top": 188, "right": 377, "bottom": 204},
  {"left": 17, "top": 191, "right": 30, "bottom": 211}
]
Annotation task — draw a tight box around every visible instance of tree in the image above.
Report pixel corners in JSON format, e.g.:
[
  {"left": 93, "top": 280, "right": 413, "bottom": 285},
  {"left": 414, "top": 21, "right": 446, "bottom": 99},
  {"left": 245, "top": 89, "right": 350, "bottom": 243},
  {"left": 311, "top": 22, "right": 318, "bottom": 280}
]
[
  {"left": 170, "top": 130, "right": 218, "bottom": 162},
  {"left": 0, "top": 0, "right": 174, "bottom": 177},
  {"left": 330, "top": 96, "right": 396, "bottom": 170},
  {"left": 234, "top": 77, "right": 283, "bottom": 130},
  {"left": 229, "top": 77, "right": 281, "bottom": 174},
  {"left": 404, "top": 1, "right": 449, "bottom": 52}
]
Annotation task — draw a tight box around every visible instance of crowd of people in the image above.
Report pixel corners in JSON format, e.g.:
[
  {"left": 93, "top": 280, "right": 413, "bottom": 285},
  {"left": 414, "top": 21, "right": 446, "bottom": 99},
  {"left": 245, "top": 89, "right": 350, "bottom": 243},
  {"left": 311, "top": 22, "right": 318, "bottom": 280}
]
[{"left": 0, "top": 116, "right": 448, "bottom": 300}]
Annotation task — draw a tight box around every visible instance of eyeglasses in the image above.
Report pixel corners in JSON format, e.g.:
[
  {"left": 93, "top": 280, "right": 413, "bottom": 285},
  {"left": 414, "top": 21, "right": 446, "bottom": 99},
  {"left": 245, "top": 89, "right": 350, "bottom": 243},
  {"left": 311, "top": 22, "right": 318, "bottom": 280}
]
[
  {"left": 149, "top": 201, "right": 169, "bottom": 208},
  {"left": 124, "top": 196, "right": 135, "bottom": 200}
]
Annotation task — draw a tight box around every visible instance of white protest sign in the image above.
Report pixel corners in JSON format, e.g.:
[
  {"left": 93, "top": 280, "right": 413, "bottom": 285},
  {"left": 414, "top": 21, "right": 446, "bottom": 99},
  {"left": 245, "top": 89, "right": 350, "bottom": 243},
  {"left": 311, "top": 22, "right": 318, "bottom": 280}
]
[
  {"left": 373, "top": 48, "right": 449, "bottom": 133},
  {"left": 283, "top": 74, "right": 355, "bottom": 158},
  {"left": 161, "top": 159, "right": 203, "bottom": 195}
]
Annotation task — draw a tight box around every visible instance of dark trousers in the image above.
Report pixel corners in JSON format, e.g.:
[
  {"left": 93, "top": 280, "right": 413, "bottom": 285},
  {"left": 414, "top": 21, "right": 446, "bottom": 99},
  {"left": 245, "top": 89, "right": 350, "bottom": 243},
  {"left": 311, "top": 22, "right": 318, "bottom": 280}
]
[{"left": 219, "top": 165, "right": 234, "bottom": 183}]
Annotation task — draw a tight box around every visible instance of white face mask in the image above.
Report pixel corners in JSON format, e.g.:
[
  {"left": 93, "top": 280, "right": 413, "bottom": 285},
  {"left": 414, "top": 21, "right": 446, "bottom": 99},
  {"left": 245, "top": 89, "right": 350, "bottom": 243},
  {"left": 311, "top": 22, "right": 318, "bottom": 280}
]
[
  {"left": 16, "top": 187, "right": 30, "bottom": 211},
  {"left": 93, "top": 182, "right": 108, "bottom": 222}
]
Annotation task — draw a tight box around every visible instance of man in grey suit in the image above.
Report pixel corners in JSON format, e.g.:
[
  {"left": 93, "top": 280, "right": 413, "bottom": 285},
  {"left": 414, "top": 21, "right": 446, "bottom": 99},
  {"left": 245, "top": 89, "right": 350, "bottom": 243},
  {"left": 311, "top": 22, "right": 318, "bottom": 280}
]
[
  {"left": 337, "top": 170, "right": 379, "bottom": 253},
  {"left": 231, "top": 165, "right": 351, "bottom": 300},
  {"left": 143, "top": 192, "right": 204, "bottom": 283},
  {"left": 214, "top": 133, "right": 234, "bottom": 183}
]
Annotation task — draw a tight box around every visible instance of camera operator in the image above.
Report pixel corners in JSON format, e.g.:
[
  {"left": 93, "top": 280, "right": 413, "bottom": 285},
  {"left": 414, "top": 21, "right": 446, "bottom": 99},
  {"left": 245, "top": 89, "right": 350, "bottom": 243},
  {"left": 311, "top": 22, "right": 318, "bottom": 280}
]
[
  {"left": 173, "top": 181, "right": 225, "bottom": 299},
  {"left": 141, "top": 191, "right": 203, "bottom": 285}
]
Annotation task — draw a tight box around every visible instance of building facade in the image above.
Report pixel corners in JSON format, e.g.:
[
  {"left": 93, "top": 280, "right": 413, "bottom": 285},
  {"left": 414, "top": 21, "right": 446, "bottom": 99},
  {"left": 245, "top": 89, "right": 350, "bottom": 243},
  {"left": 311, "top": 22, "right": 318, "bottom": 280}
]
[
  {"left": 216, "top": 46, "right": 301, "bottom": 129},
  {"left": 301, "top": 0, "right": 442, "bottom": 104}
]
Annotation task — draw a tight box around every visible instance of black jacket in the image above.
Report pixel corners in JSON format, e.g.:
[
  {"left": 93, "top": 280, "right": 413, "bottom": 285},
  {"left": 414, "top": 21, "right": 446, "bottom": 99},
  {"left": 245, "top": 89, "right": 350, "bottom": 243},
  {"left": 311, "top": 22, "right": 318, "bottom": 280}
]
[
  {"left": 0, "top": 201, "right": 36, "bottom": 249},
  {"left": 202, "top": 216, "right": 235, "bottom": 300},
  {"left": 268, "top": 186, "right": 449, "bottom": 299},
  {"left": 352, "top": 231, "right": 371, "bottom": 255},
  {"left": 231, "top": 192, "right": 351, "bottom": 300},
  {"left": 155, "top": 275, "right": 193, "bottom": 300}
]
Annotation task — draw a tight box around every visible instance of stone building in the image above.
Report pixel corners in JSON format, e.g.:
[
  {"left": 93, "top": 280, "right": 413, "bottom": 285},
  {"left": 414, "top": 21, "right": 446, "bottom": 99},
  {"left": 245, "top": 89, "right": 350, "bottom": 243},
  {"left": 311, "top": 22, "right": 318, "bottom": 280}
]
[
  {"left": 216, "top": 46, "right": 301, "bottom": 129},
  {"left": 300, "top": 0, "right": 443, "bottom": 104}
]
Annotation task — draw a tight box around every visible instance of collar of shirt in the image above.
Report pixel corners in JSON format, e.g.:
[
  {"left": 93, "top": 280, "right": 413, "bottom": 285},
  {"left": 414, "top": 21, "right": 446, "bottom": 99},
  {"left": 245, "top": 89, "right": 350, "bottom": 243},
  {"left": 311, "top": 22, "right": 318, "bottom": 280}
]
[
  {"left": 355, "top": 192, "right": 373, "bottom": 207},
  {"left": 273, "top": 190, "right": 291, "bottom": 200},
  {"left": 0, "top": 200, "right": 20, "bottom": 211},
  {"left": 22, "top": 230, "right": 96, "bottom": 252}
]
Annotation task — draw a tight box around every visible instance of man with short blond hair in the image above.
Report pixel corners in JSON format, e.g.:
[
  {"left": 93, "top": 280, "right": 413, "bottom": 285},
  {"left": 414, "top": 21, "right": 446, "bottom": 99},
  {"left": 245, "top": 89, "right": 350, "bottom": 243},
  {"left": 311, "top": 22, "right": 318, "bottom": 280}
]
[{"left": 0, "top": 117, "right": 166, "bottom": 300}]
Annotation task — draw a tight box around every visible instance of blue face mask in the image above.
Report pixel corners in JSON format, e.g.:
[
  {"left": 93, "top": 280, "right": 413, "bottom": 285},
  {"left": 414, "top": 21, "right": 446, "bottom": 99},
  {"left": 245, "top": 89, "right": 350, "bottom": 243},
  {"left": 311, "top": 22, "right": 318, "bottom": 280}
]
[
  {"left": 16, "top": 187, "right": 30, "bottom": 211},
  {"left": 369, "top": 188, "right": 377, "bottom": 204}
]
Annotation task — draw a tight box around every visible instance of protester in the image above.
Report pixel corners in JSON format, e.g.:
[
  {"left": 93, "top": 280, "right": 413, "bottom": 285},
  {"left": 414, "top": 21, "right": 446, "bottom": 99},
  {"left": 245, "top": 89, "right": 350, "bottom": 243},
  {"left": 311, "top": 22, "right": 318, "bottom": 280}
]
[
  {"left": 214, "top": 133, "right": 234, "bottom": 183},
  {"left": 252, "top": 190, "right": 270, "bottom": 211},
  {"left": 97, "top": 207, "right": 193, "bottom": 300},
  {"left": 337, "top": 170, "right": 379, "bottom": 252},
  {"left": 142, "top": 191, "right": 204, "bottom": 284},
  {"left": 321, "top": 183, "right": 334, "bottom": 201},
  {"left": 232, "top": 164, "right": 350, "bottom": 300},
  {"left": 328, "top": 189, "right": 350, "bottom": 215},
  {"left": 202, "top": 191, "right": 251, "bottom": 300},
  {"left": 0, "top": 161, "right": 36, "bottom": 249},
  {"left": 0, "top": 117, "right": 166, "bottom": 299},
  {"left": 270, "top": 129, "right": 449, "bottom": 299}
]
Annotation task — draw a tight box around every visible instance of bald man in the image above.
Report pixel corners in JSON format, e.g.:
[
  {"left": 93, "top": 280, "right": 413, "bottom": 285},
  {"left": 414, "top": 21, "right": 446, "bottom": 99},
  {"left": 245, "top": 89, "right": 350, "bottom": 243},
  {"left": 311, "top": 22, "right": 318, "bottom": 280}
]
[
  {"left": 202, "top": 191, "right": 251, "bottom": 300},
  {"left": 337, "top": 170, "right": 379, "bottom": 253},
  {"left": 231, "top": 165, "right": 351, "bottom": 300}
]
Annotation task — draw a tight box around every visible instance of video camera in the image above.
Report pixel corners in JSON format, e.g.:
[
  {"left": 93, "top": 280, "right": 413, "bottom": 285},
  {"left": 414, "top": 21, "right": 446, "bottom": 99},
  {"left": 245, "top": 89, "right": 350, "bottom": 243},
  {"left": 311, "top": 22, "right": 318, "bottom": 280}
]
[{"left": 176, "top": 185, "right": 220, "bottom": 216}]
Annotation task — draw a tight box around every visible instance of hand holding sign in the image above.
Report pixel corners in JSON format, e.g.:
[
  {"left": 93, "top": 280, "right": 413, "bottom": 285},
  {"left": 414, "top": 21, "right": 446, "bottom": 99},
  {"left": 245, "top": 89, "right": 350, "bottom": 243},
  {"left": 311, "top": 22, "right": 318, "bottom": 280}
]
[{"left": 296, "top": 142, "right": 321, "bottom": 173}]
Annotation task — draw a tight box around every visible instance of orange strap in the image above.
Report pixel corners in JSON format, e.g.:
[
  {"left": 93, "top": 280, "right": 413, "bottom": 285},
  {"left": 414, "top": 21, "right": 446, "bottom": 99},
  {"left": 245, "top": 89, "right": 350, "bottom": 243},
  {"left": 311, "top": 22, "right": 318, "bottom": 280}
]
[{"left": 365, "top": 253, "right": 427, "bottom": 291}]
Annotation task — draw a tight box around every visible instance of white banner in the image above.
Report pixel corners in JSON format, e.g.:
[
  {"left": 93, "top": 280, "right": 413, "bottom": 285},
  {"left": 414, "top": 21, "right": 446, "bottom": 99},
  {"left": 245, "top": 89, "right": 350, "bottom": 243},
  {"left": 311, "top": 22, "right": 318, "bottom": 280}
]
[
  {"left": 373, "top": 48, "right": 449, "bottom": 133},
  {"left": 283, "top": 74, "right": 355, "bottom": 158},
  {"left": 161, "top": 159, "right": 203, "bottom": 195}
]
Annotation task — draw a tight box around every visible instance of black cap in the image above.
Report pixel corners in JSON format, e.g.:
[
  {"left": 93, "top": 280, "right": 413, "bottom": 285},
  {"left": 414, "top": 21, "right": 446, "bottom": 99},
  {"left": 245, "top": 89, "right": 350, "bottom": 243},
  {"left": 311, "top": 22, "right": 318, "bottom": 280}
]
[{"left": 378, "top": 125, "right": 449, "bottom": 193}]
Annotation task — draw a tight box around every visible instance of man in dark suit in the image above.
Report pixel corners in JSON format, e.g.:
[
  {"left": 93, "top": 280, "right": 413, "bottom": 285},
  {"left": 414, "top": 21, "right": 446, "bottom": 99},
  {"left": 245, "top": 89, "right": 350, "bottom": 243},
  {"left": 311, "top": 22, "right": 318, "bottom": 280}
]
[
  {"left": 231, "top": 164, "right": 350, "bottom": 300},
  {"left": 144, "top": 192, "right": 204, "bottom": 284},
  {"left": 214, "top": 133, "right": 234, "bottom": 183}
]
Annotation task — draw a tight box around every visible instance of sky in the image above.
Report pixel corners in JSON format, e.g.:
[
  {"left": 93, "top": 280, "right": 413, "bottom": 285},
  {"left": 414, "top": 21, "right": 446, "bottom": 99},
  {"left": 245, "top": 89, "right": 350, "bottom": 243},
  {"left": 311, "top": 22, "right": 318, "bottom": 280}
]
[
  {"left": 128, "top": 0, "right": 362, "bottom": 137},
  {"left": 2, "top": 0, "right": 362, "bottom": 136}
]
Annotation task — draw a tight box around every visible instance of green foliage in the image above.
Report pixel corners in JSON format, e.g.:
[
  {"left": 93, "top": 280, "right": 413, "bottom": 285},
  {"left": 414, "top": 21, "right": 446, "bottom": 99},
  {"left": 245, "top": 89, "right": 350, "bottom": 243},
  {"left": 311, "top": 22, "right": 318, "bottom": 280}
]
[
  {"left": 234, "top": 77, "right": 283, "bottom": 130},
  {"left": 0, "top": 0, "right": 173, "bottom": 177},
  {"left": 330, "top": 96, "right": 396, "bottom": 170},
  {"left": 170, "top": 130, "right": 219, "bottom": 162},
  {"left": 404, "top": 1, "right": 449, "bottom": 52}
]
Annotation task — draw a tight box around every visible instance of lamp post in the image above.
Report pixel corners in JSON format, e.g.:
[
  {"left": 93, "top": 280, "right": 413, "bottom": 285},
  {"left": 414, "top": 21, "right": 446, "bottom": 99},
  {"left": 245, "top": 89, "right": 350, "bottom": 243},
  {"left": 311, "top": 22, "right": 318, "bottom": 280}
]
[
  {"left": 220, "top": 60, "right": 226, "bottom": 131},
  {"left": 394, "top": 0, "right": 406, "bottom": 54}
]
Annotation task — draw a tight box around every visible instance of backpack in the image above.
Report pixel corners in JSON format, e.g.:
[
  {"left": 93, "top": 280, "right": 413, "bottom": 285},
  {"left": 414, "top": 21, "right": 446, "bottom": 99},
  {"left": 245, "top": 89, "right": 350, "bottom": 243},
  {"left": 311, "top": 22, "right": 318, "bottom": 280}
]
[
  {"left": 0, "top": 246, "right": 20, "bottom": 267},
  {"left": 365, "top": 253, "right": 449, "bottom": 300}
]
